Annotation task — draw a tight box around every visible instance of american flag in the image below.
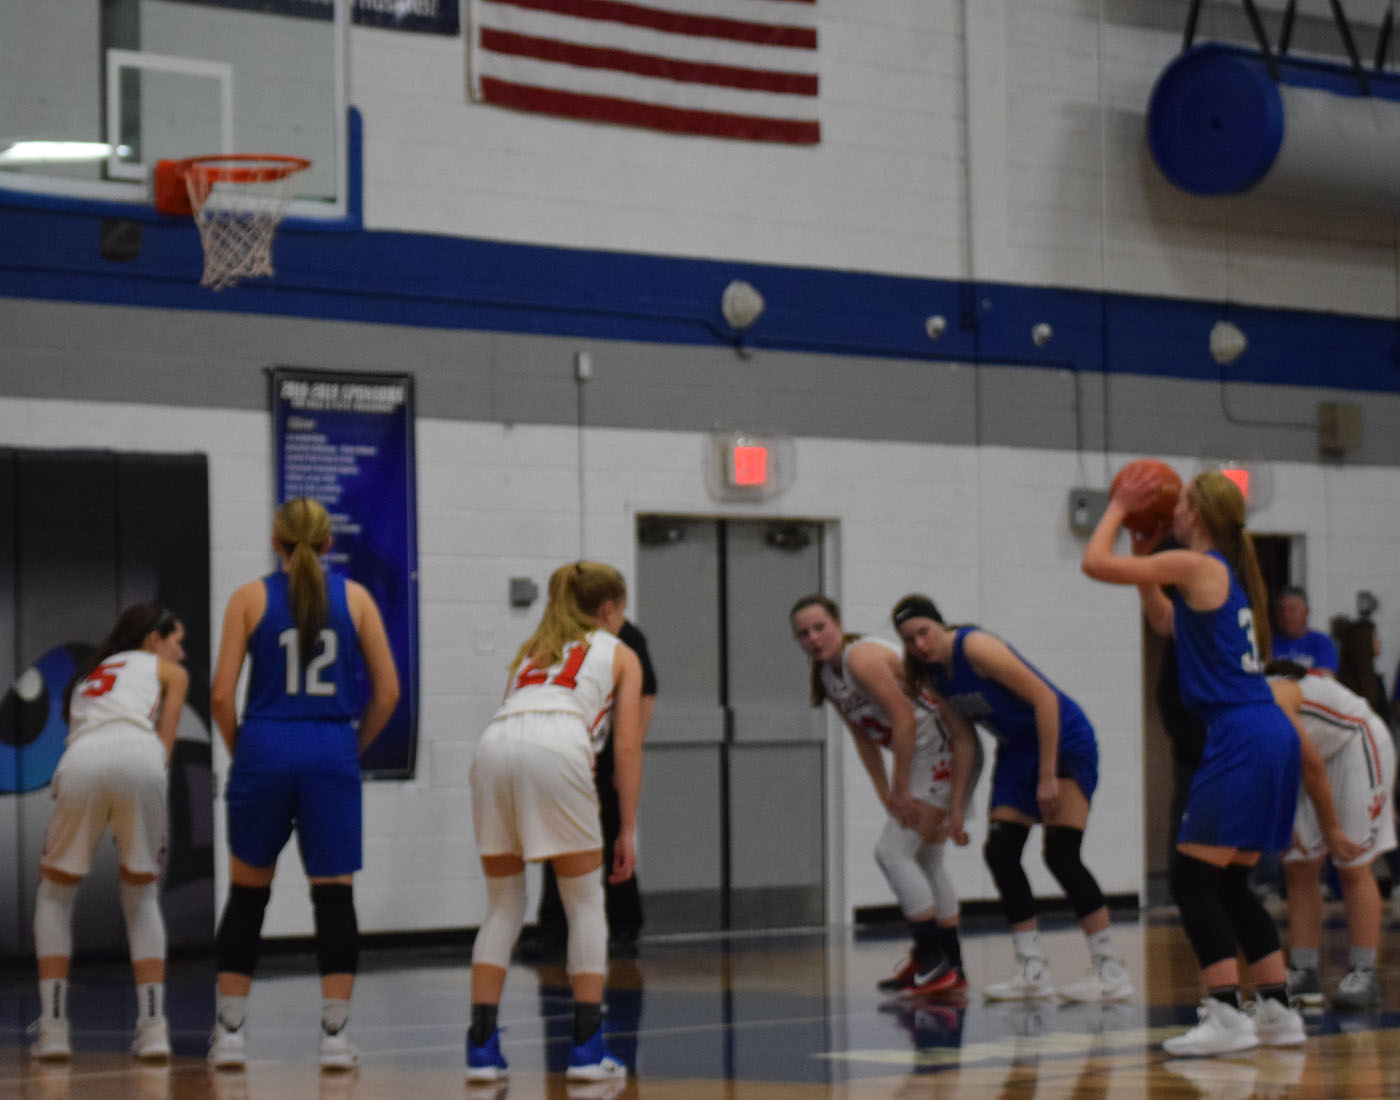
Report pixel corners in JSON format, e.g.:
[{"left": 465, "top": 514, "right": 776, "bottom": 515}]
[{"left": 468, "top": 0, "right": 820, "bottom": 144}]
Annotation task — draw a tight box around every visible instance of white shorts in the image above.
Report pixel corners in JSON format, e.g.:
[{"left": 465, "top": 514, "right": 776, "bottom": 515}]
[
  {"left": 1286, "top": 721, "right": 1397, "bottom": 868},
  {"left": 910, "top": 736, "right": 953, "bottom": 811},
  {"left": 40, "top": 728, "right": 167, "bottom": 877},
  {"left": 470, "top": 711, "right": 602, "bottom": 862}
]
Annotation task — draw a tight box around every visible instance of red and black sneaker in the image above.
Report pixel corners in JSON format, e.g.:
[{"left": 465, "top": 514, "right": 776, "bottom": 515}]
[
  {"left": 876, "top": 952, "right": 918, "bottom": 993},
  {"left": 907, "top": 958, "right": 961, "bottom": 996}
]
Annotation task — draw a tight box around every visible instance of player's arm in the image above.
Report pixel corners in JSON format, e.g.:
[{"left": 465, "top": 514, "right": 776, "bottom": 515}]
[
  {"left": 347, "top": 581, "right": 401, "bottom": 752},
  {"left": 964, "top": 631, "right": 1063, "bottom": 817},
  {"left": 932, "top": 687, "right": 978, "bottom": 846},
  {"left": 847, "top": 643, "right": 921, "bottom": 827},
  {"left": 210, "top": 581, "right": 262, "bottom": 755},
  {"left": 609, "top": 644, "right": 645, "bottom": 884},
  {"left": 154, "top": 660, "right": 189, "bottom": 766}
]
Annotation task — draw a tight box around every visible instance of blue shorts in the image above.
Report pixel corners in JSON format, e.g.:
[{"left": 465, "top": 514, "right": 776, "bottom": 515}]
[
  {"left": 1178, "top": 701, "right": 1299, "bottom": 852},
  {"left": 226, "top": 717, "right": 363, "bottom": 877},
  {"left": 989, "top": 734, "right": 1099, "bottom": 819}
]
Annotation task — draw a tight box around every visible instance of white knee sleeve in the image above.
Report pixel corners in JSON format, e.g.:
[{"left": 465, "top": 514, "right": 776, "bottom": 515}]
[
  {"left": 556, "top": 869, "right": 607, "bottom": 977},
  {"left": 874, "top": 819, "right": 937, "bottom": 919},
  {"left": 120, "top": 880, "right": 167, "bottom": 962},
  {"left": 916, "top": 840, "right": 960, "bottom": 920},
  {"left": 472, "top": 872, "right": 527, "bottom": 970},
  {"left": 33, "top": 878, "right": 78, "bottom": 959}
]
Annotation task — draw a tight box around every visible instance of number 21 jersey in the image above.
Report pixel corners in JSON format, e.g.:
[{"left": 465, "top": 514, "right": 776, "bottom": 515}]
[{"left": 493, "top": 629, "right": 621, "bottom": 751}]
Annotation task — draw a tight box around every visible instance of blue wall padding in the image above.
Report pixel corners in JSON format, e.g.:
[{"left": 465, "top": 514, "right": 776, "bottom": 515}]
[
  {"left": 1148, "top": 45, "right": 1285, "bottom": 195},
  {"left": 1149, "top": 42, "right": 1400, "bottom": 201}
]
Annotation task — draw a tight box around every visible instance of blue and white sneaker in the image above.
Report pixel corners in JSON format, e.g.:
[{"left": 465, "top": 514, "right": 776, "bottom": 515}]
[
  {"left": 466, "top": 1028, "right": 509, "bottom": 1082},
  {"left": 565, "top": 1028, "right": 626, "bottom": 1081}
]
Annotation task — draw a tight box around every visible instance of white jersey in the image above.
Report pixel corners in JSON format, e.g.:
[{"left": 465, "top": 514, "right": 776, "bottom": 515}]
[
  {"left": 1296, "top": 672, "right": 1387, "bottom": 762},
  {"left": 820, "top": 637, "right": 948, "bottom": 753},
  {"left": 66, "top": 649, "right": 162, "bottom": 745},
  {"left": 493, "top": 629, "right": 621, "bottom": 752},
  {"left": 1285, "top": 672, "right": 1396, "bottom": 866}
]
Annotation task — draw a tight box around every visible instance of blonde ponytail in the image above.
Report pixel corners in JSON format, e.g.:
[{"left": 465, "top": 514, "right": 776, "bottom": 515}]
[
  {"left": 511, "top": 561, "right": 626, "bottom": 673},
  {"left": 273, "top": 497, "right": 332, "bottom": 663}
]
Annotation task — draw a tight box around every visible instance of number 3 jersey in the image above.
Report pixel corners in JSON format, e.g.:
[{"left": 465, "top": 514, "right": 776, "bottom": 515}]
[
  {"left": 243, "top": 570, "right": 363, "bottom": 721},
  {"left": 67, "top": 649, "right": 163, "bottom": 743},
  {"left": 493, "top": 629, "right": 621, "bottom": 753}
]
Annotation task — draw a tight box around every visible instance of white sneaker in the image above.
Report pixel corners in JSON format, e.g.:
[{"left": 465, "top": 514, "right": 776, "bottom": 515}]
[
  {"left": 983, "top": 955, "right": 1055, "bottom": 1001},
  {"left": 208, "top": 1020, "right": 248, "bottom": 1069},
  {"left": 319, "top": 1026, "right": 359, "bottom": 1071},
  {"left": 1162, "top": 997, "right": 1258, "bottom": 1056},
  {"left": 28, "top": 1017, "right": 71, "bottom": 1061},
  {"left": 132, "top": 1016, "right": 171, "bottom": 1061},
  {"left": 1058, "top": 955, "right": 1134, "bottom": 1003},
  {"left": 1251, "top": 997, "right": 1306, "bottom": 1046}
]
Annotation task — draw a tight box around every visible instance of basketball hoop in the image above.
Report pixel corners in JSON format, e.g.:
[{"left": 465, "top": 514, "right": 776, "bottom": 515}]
[{"left": 154, "top": 154, "right": 310, "bottom": 290}]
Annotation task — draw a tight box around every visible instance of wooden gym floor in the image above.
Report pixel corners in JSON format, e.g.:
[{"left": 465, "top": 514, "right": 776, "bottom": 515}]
[{"left": 2, "top": 904, "right": 1399, "bottom": 1099}]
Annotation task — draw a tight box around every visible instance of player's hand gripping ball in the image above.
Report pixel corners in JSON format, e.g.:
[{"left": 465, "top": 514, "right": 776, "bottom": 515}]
[{"left": 1110, "top": 458, "right": 1182, "bottom": 537}]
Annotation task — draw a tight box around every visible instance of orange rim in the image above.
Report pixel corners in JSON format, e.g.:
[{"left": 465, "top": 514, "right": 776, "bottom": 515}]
[{"left": 180, "top": 154, "right": 311, "bottom": 185}]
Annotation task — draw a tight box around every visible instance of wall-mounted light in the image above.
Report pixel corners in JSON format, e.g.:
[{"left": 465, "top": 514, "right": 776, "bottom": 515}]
[
  {"left": 1209, "top": 320, "right": 1247, "bottom": 365},
  {"left": 721, "top": 279, "right": 765, "bottom": 331}
]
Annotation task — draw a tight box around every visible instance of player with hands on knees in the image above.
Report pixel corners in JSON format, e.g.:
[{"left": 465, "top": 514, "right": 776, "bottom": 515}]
[
  {"left": 31, "top": 602, "right": 189, "bottom": 1062},
  {"left": 467, "top": 562, "right": 644, "bottom": 1084},
  {"left": 791, "top": 594, "right": 981, "bottom": 997},
  {"left": 893, "top": 595, "right": 1131, "bottom": 1005}
]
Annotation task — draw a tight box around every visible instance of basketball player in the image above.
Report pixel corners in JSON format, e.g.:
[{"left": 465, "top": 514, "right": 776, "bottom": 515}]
[
  {"left": 1268, "top": 661, "right": 1394, "bottom": 1009},
  {"left": 208, "top": 498, "right": 400, "bottom": 1071},
  {"left": 790, "top": 595, "right": 980, "bottom": 996},
  {"left": 1082, "top": 467, "right": 1358, "bottom": 1055},
  {"left": 30, "top": 603, "right": 189, "bottom": 1062},
  {"left": 892, "top": 596, "right": 1133, "bottom": 1005},
  {"left": 467, "top": 562, "right": 643, "bottom": 1084}
]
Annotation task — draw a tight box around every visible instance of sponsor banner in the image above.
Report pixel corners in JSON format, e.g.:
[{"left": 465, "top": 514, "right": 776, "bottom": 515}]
[{"left": 272, "top": 367, "right": 421, "bottom": 777}]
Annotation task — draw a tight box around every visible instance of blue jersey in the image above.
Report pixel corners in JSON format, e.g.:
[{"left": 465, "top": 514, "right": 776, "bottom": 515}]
[
  {"left": 1272, "top": 629, "right": 1339, "bottom": 673},
  {"left": 1169, "top": 551, "right": 1275, "bottom": 722},
  {"left": 242, "top": 571, "right": 364, "bottom": 721},
  {"left": 925, "top": 627, "right": 1096, "bottom": 755}
]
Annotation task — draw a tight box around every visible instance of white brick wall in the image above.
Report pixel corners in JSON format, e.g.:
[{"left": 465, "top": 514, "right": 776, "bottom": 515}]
[
  {"left": 348, "top": 2, "right": 1400, "bottom": 318},
  {"left": 8, "top": 394, "right": 1397, "bottom": 933}
]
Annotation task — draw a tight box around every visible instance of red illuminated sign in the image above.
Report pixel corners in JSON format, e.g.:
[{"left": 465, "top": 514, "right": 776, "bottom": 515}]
[
  {"left": 731, "top": 445, "right": 769, "bottom": 487},
  {"left": 1221, "top": 467, "right": 1250, "bottom": 503}
]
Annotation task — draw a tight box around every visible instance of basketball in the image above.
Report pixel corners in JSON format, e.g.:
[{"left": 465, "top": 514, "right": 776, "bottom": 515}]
[{"left": 1110, "top": 458, "right": 1182, "bottom": 536}]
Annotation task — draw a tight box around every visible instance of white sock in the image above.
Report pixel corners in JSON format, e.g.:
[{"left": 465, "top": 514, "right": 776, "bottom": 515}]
[
  {"left": 1087, "top": 928, "right": 1115, "bottom": 959},
  {"left": 136, "top": 982, "right": 164, "bottom": 1021},
  {"left": 217, "top": 994, "right": 248, "bottom": 1031},
  {"left": 1011, "top": 929, "right": 1041, "bottom": 960},
  {"left": 322, "top": 997, "right": 350, "bottom": 1035},
  {"left": 38, "top": 977, "right": 67, "bottom": 1022}
]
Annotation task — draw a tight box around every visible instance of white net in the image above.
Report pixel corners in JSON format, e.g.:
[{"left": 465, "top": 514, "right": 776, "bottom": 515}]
[{"left": 184, "top": 158, "right": 305, "bottom": 291}]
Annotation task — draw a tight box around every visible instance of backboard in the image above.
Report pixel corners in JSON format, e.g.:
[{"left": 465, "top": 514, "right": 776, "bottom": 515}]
[{"left": 0, "top": 0, "right": 348, "bottom": 220}]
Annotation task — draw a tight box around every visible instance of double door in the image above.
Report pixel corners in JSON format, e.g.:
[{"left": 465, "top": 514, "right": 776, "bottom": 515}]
[{"left": 634, "top": 516, "right": 828, "bottom": 933}]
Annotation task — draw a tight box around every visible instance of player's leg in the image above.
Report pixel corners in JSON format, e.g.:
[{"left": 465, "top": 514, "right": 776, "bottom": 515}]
[
  {"left": 1281, "top": 854, "right": 1325, "bottom": 1005},
  {"left": 1042, "top": 778, "right": 1131, "bottom": 1002},
  {"left": 298, "top": 722, "right": 367, "bottom": 1071},
  {"left": 111, "top": 737, "right": 172, "bottom": 1059}
]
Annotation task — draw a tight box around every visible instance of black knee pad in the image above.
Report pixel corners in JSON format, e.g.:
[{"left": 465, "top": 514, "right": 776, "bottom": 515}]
[
  {"left": 1169, "top": 853, "right": 1236, "bottom": 968},
  {"left": 215, "top": 884, "right": 272, "bottom": 977},
  {"left": 312, "top": 882, "right": 359, "bottom": 976},
  {"left": 1220, "top": 864, "right": 1281, "bottom": 964},
  {"left": 1042, "top": 826, "right": 1106, "bottom": 919},
  {"left": 983, "top": 821, "right": 1035, "bottom": 925}
]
